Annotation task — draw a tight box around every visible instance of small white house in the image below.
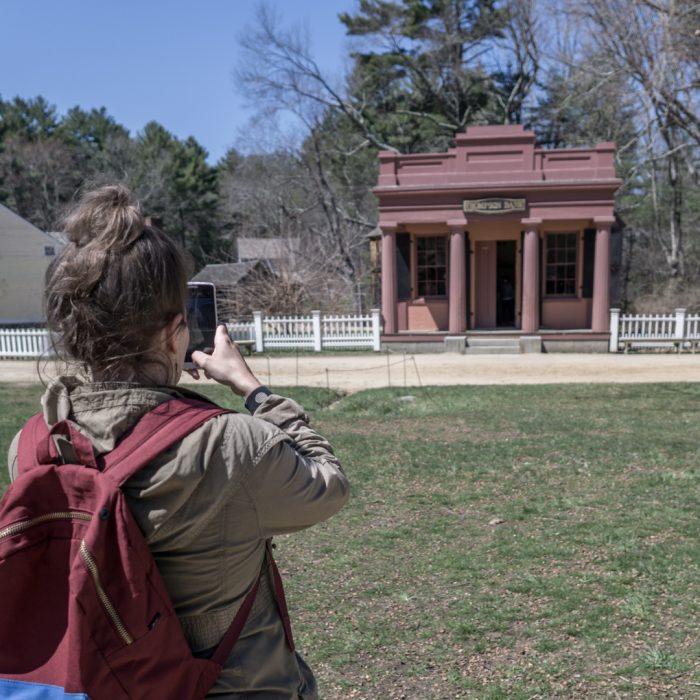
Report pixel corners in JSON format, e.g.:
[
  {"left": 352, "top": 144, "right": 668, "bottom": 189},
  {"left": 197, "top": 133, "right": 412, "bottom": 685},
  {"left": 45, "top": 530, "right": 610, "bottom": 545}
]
[{"left": 0, "top": 203, "right": 63, "bottom": 324}]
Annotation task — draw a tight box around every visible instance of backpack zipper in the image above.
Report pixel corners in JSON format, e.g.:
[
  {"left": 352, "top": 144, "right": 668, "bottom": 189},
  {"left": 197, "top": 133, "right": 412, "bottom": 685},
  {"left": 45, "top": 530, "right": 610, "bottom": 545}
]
[
  {"left": 0, "top": 511, "right": 92, "bottom": 539},
  {"left": 0, "top": 512, "right": 134, "bottom": 647},
  {"left": 80, "top": 540, "right": 134, "bottom": 645}
]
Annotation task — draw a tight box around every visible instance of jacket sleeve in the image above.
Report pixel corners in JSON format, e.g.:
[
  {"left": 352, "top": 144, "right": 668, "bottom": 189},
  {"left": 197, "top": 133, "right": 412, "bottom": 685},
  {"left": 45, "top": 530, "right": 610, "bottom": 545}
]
[{"left": 242, "top": 393, "right": 349, "bottom": 537}]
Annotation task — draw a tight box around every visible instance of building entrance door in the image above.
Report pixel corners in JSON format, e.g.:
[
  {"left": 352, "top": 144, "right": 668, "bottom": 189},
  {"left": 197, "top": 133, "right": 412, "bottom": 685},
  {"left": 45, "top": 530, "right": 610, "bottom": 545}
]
[
  {"left": 475, "top": 240, "right": 516, "bottom": 328},
  {"left": 496, "top": 240, "right": 516, "bottom": 327},
  {"left": 475, "top": 242, "right": 496, "bottom": 328}
]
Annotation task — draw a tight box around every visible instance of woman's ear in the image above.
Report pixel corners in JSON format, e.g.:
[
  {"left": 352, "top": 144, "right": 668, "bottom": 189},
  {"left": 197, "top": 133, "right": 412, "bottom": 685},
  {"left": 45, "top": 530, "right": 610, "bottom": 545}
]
[{"left": 162, "top": 313, "right": 186, "bottom": 354}]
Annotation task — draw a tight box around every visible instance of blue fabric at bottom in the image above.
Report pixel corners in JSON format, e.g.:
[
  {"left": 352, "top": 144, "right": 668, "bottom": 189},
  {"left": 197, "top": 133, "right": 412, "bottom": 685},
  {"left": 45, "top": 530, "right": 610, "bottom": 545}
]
[{"left": 0, "top": 679, "right": 88, "bottom": 700}]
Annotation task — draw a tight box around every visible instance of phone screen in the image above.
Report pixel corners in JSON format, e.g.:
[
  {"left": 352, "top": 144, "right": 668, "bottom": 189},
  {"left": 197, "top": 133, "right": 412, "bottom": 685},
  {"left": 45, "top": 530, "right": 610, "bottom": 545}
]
[{"left": 185, "top": 282, "right": 218, "bottom": 364}]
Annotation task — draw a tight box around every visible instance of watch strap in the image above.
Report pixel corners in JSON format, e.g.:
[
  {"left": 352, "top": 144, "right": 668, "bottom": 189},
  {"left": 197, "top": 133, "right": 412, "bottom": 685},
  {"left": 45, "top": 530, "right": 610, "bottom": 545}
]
[{"left": 245, "top": 386, "right": 272, "bottom": 414}]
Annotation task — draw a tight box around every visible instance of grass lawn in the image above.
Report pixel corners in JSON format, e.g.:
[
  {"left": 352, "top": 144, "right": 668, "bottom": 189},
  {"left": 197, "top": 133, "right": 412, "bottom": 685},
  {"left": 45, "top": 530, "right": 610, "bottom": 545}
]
[{"left": 2, "top": 381, "right": 700, "bottom": 699}]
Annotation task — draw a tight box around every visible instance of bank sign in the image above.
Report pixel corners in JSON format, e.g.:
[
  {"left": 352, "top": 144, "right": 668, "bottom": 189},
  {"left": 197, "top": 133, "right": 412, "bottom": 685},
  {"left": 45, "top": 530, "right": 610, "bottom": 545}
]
[{"left": 463, "top": 197, "right": 526, "bottom": 215}]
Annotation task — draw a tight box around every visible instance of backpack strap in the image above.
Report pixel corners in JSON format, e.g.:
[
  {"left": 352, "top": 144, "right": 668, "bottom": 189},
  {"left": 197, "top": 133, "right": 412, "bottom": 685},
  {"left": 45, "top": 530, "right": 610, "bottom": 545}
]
[
  {"left": 17, "top": 414, "right": 99, "bottom": 474},
  {"left": 210, "top": 570, "right": 262, "bottom": 666},
  {"left": 16, "top": 398, "right": 227, "bottom": 483},
  {"left": 266, "top": 540, "right": 296, "bottom": 652},
  {"left": 209, "top": 541, "right": 295, "bottom": 665},
  {"left": 104, "top": 399, "right": 298, "bottom": 662},
  {"left": 101, "top": 398, "right": 229, "bottom": 487}
]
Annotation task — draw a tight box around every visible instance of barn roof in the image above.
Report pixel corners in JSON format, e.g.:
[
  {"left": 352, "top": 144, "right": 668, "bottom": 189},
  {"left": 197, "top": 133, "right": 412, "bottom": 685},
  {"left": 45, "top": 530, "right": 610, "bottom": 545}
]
[
  {"left": 237, "top": 237, "right": 299, "bottom": 261},
  {"left": 191, "top": 261, "right": 261, "bottom": 286}
]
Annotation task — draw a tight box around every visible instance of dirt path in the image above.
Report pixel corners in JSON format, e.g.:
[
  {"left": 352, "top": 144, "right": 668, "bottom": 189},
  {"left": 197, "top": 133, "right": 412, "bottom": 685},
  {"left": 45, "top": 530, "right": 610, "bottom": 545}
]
[{"left": 3, "top": 353, "right": 700, "bottom": 392}]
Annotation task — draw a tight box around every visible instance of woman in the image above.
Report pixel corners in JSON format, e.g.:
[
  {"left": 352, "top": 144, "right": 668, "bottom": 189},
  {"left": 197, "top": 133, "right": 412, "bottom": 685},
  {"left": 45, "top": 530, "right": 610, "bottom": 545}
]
[{"left": 7, "top": 184, "right": 349, "bottom": 698}]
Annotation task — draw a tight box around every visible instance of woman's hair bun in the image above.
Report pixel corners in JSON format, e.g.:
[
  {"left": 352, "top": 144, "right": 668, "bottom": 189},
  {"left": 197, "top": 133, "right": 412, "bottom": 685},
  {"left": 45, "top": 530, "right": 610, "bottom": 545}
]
[
  {"left": 62, "top": 183, "right": 145, "bottom": 251},
  {"left": 45, "top": 182, "right": 190, "bottom": 383}
]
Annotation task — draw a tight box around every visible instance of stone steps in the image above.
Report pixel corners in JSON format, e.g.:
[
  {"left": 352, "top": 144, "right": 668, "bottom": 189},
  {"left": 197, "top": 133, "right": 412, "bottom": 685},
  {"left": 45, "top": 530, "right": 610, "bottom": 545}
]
[
  {"left": 443, "top": 335, "right": 543, "bottom": 354},
  {"left": 465, "top": 337, "right": 521, "bottom": 355}
]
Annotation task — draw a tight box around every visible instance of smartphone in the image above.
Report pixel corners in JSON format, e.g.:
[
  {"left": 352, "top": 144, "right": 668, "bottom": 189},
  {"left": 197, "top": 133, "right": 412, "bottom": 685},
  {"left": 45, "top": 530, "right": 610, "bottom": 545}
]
[{"left": 185, "top": 282, "right": 218, "bottom": 368}]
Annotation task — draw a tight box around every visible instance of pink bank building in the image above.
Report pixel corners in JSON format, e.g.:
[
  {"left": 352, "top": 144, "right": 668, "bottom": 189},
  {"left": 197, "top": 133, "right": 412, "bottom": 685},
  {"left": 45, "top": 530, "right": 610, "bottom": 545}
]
[{"left": 374, "top": 125, "right": 622, "bottom": 352}]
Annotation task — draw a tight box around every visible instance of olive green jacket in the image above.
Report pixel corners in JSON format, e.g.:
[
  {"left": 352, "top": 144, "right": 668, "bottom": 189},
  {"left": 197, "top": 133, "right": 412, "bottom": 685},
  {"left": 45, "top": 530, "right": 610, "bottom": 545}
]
[{"left": 8, "top": 377, "right": 349, "bottom": 699}]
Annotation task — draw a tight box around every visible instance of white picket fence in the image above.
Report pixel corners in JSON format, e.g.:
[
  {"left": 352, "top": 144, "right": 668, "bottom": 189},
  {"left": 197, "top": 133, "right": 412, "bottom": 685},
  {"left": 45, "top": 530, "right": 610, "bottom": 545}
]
[
  {"left": 0, "top": 328, "right": 53, "bottom": 359},
  {"left": 227, "top": 322, "right": 257, "bottom": 343},
  {"left": 250, "top": 309, "right": 382, "bottom": 352},
  {"left": 9, "top": 310, "right": 700, "bottom": 357},
  {"left": 0, "top": 310, "right": 383, "bottom": 359},
  {"left": 609, "top": 308, "right": 700, "bottom": 352}
]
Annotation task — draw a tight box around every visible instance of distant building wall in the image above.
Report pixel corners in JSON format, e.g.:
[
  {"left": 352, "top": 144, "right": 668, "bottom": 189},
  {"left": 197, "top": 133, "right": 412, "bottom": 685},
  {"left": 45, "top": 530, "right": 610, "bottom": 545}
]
[{"left": 0, "top": 205, "right": 62, "bottom": 324}]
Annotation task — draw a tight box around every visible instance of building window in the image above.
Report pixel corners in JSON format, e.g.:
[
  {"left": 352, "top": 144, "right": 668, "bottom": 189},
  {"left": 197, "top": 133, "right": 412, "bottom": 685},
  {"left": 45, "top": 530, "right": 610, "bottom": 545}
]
[
  {"left": 545, "top": 233, "right": 577, "bottom": 296},
  {"left": 44, "top": 246, "right": 55, "bottom": 256},
  {"left": 416, "top": 236, "right": 447, "bottom": 297}
]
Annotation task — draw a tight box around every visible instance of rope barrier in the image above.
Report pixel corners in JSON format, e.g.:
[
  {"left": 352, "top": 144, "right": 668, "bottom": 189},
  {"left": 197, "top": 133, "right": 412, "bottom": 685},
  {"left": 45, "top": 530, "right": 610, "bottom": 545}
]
[
  {"left": 256, "top": 350, "right": 443, "bottom": 400},
  {"left": 316, "top": 358, "right": 409, "bottom": 373}
]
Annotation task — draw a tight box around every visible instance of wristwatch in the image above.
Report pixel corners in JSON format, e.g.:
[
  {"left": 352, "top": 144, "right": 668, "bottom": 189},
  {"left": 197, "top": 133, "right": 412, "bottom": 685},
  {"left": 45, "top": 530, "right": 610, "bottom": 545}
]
[{"left": 245, "top": 386, "right": 272, "bottom": 414}]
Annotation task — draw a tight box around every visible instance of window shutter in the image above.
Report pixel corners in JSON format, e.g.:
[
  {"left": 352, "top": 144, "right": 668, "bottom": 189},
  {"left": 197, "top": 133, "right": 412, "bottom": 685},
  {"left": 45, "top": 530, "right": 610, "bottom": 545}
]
[
  {"left": 582, "top": 229, "right": 596, "bottom": 298},
  {"left": 396, "top": 233, "right": 411, "bottom": 301}
]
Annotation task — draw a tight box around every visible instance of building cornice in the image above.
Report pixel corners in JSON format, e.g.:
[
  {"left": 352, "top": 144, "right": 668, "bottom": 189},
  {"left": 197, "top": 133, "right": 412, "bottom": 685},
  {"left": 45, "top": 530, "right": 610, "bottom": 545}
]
[{"left": 373, "top": 179, "right": 622, "bottom": 196}]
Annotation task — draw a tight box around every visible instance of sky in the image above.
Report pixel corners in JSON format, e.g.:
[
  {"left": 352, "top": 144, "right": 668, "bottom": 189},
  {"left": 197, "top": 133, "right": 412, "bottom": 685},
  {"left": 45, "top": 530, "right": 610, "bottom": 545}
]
[{"left": 1, "top": 0, "right": 357, "bottom": 163}]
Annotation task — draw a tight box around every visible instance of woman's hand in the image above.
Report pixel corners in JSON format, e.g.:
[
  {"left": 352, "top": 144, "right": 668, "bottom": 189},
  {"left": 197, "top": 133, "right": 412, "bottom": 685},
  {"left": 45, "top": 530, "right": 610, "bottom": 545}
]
[{"left": 190, "top": 325, "right": 263, "bottom": 397}]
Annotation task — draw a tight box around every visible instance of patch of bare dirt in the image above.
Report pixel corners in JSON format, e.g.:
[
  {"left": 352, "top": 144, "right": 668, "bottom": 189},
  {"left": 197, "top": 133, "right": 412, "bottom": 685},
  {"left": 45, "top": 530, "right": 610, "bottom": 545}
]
[{"left": 4, "top": 352, "right": 700, "bottom": 392}]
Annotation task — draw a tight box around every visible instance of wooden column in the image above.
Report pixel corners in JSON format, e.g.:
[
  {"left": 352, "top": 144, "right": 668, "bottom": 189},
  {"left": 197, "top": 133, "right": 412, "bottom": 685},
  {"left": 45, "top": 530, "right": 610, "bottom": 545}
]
[
  {"left": 521, "top": 219, "right": 541, "bottom": 333},
  {"left": 381, "top": 225, "right": 398, "bottom": 334},
  {"left": 448, "top": 225, "right": 467, "bottom": 333},
  {"left": 591, "top": 218, "right": 613, "bottom": 332}
]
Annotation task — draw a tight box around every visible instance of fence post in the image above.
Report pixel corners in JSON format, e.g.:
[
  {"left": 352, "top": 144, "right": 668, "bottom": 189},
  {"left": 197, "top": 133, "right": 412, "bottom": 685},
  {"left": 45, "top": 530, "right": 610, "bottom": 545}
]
[
  {"left": 675, "top": 308, "right": 686, "bottom": 340},
  {"left": 312, "top": 310, "right": 322, "bottom": 352},
  {"left": 253, "top": 311, "right": 264, "bottom": 353},
  {"left": 675, "top": 308, "right": 686, "bottom": 351},
  {"left": 371, "top": 308, "right": 381, "bottom": 352},
  {"left": 609, "top": 309, "right": 620, "bottom": 353}
]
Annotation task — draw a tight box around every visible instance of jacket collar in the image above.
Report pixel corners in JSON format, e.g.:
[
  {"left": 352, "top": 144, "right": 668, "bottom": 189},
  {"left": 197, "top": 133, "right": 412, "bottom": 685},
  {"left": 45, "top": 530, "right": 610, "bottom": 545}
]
[{"left": 41, "top": 375, "right": 203, "bottom": 454}]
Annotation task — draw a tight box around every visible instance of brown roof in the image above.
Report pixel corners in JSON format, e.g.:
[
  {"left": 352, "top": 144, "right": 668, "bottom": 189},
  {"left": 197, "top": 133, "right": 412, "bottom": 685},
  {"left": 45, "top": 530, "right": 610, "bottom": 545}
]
[
  {"left": 191, "top": 262, "right": 260, "bottom": 286},
  {"left": 237, "top": 237, "right": 299, "bottom": 261}
]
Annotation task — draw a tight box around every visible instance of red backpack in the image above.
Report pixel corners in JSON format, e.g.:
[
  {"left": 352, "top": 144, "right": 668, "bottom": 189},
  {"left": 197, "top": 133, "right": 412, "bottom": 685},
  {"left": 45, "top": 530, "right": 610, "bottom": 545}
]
[{"left": 0, "top": 397, "right": 293, "bottom": 699}]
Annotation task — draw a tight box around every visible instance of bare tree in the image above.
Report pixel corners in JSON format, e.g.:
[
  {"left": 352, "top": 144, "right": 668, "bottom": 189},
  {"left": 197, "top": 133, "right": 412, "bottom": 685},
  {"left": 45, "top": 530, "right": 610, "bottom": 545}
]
[
  {"left": 218, "top": 139, "right": 374, "bottom": 314},
  {"left": 564, "top": 0, "right": 700, "bottom": 279},
  {"left": 494, "top": 0, "right": 541, "bottom": 124},
  {"left": 236, "top": 3, "right": 399, "bottom": 153},
  {"left": 0, "top": 136, "right": 80, "bottom": 230},
  {"left": 230, "top": 4, "right": 379, "bottom": 313}
]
